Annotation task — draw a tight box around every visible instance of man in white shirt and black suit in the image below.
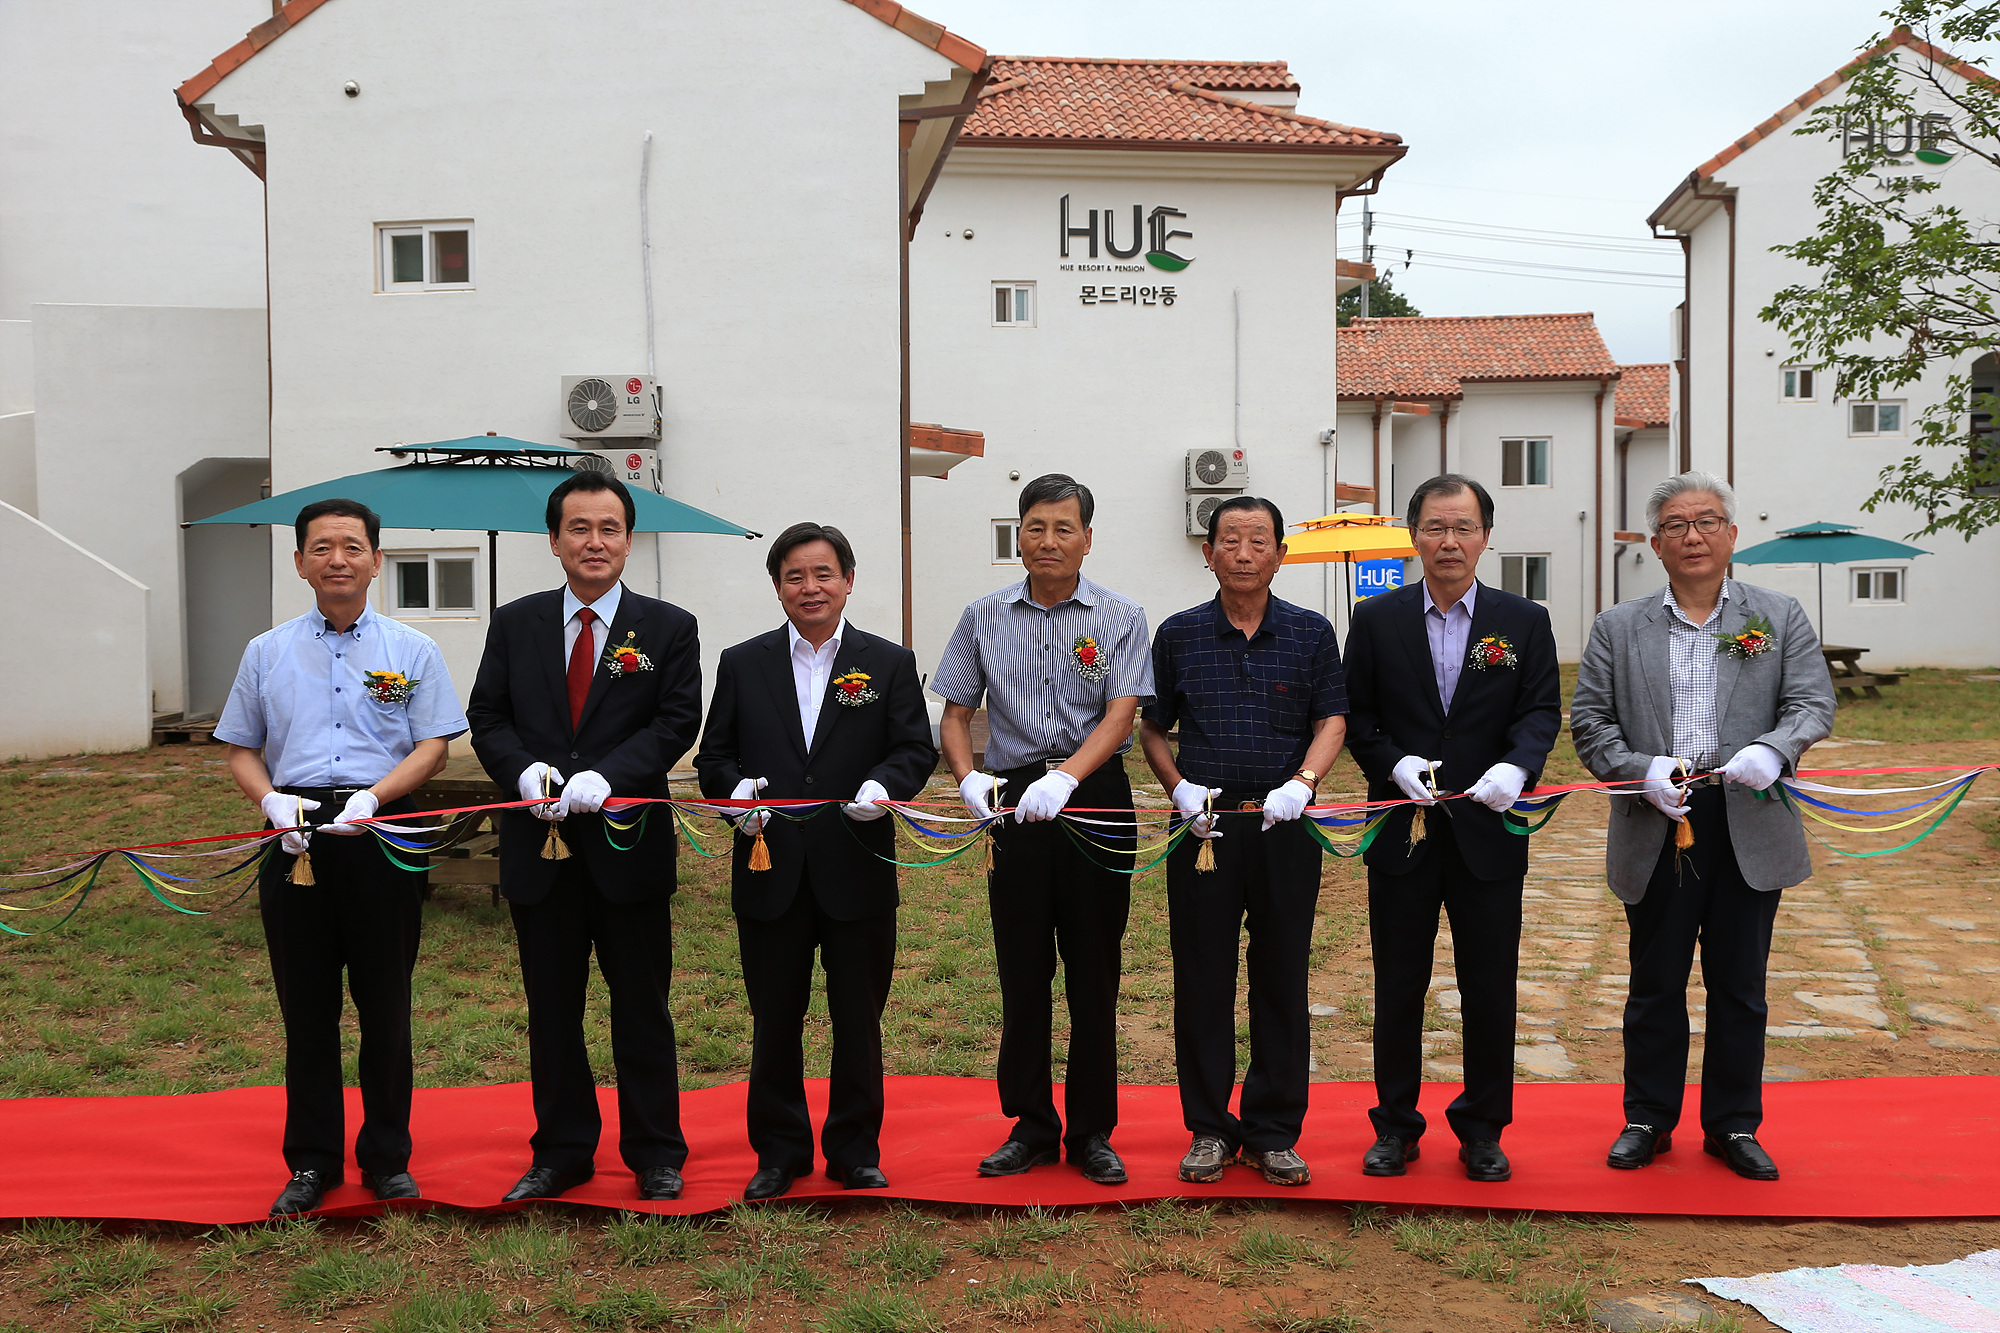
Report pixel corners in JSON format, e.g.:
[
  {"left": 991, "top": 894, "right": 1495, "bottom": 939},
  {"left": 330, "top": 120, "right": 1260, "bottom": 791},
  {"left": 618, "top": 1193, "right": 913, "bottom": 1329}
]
[
  {"left": 696, "top": 522, "right": 936, "bottom": 1200},
  {"left": 467, "top": 470, "right": 702, "bottom": 1204}
]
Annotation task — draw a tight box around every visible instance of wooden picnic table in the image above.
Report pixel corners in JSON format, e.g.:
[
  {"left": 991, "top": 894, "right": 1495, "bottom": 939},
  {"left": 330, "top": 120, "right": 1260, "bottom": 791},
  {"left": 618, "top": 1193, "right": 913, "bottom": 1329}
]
[
  {"left": 410, "top": 755, "right": 506, "bottom": 903},
  {"left": 1821, "top": 644, "right": 1906, "bottom": 704}
]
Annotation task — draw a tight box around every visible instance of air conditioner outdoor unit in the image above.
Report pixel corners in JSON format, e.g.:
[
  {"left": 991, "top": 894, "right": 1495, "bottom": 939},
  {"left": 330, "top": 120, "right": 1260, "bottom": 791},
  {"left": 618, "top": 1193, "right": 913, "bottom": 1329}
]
[
  {"left": 560, "top": 375, "right": 661, "bottom": 440},
  {"left": 1184, "top": 446, "right": 1249, "bottom": 491},
  {"left": 1186, "top": 494, "right": 1228, "bottom": 537},
  {"left": 568, "top": 447, "right": 663, "bottom": 495}
]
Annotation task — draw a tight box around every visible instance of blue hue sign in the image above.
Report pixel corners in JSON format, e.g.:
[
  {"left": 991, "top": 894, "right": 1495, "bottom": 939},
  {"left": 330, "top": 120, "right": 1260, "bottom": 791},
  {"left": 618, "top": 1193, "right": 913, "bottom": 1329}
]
[{"left": 1354, "top": 559, "right": 1404, "bottom": 600}]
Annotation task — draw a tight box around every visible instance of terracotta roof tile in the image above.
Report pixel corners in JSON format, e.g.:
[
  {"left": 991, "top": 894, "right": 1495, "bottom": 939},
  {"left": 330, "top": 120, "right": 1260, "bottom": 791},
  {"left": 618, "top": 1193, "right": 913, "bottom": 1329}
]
[
  {"left": 1652, "top": 28, "right": 1991, "bottom": 225},
  {"left": 179, "top": 0, "right": 984, "bottom": 108},
  {"left": 1336, "top": 314, "right": 1620, "bottom": 401},
  {"left": 959, "top": 57, "right": 1400, "bottom": 152},
  {"left": 1614, "top": 363, "right": 1671, "bottom": 428}
]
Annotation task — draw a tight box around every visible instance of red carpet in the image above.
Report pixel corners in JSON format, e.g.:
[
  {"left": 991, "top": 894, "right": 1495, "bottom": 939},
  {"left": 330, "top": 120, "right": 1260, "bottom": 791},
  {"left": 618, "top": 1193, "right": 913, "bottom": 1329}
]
[{"left": 3, "top": 1077, "right": 1994, "bottom": 1224}]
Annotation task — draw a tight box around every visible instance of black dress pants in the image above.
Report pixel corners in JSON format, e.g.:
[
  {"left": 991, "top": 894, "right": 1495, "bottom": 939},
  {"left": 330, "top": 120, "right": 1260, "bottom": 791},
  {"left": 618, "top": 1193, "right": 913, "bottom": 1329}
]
[
  {"left": 1622, "top": 783, "right": 1782, "bottom": 1136},
  {"left": 259, "top": 795, "right": 424, "bottom": 1180},
  {"left": 1367, "top": 813, "right": 1523, "bottom": 1144},
  {"left": 737, "top": 869, "right": 896, "bottom": 1175},
  {"left": 509, "top": 858, "right": 686, "bottom": 1174},
  {"left": 1166, "top": 804, "right": 1322, "bottom": 1153},
  {"left": 989, "top": 761, "right": 1134, "bottom": 1153}
]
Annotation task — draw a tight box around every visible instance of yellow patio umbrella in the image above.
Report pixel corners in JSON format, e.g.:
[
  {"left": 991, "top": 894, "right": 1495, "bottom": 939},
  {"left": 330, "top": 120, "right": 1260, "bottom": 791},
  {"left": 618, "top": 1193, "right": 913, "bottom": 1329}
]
[{"left": 1280, "top": 519, "right": 1416, "bottom": 565}]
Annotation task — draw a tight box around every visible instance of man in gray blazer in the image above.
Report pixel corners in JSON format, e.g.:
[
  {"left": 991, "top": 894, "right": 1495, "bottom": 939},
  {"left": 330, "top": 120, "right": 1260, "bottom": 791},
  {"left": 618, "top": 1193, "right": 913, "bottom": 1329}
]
[{"left": 1571, "top": 471, "right": 1834, "bottom": 1181}]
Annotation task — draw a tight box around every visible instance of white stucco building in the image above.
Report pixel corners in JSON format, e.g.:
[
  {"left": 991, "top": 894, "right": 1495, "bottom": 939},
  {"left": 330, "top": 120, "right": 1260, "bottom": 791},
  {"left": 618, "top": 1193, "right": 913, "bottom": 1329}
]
[
  {"left": 1648, "top": 29, "right": 2000, "bottom": 665},
  {"left": 908, "top": 58, "right": 1403, "bottom": 665}
]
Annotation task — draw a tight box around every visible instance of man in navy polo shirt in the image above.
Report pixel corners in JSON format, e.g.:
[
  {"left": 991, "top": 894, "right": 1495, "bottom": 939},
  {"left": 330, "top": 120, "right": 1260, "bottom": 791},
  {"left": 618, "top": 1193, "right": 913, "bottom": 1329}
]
[{"left": 1139, "top": 495, "right": 1347, "bottom": 1187}]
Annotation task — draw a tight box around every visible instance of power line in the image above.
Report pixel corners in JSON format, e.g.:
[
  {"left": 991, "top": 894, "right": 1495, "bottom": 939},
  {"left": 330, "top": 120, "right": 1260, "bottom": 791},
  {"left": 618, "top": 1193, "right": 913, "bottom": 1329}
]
[
  {"left": 1353, "top": 210, "right": 1670, "bottom": 245},
  {"left": 1402, "top": 259, "right": 1682, "bottom": 291},
  {"left": 1403, "top": 247, "right": 1680, "bottom": 280},
  {"left": 1359, "top": 220, "right": 1667, "bottom": 257}
]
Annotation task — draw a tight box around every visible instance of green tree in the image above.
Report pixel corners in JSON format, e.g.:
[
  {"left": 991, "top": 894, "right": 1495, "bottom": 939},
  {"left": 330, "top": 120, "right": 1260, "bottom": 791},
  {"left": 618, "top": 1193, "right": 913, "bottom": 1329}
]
[
  {"left": 1337, "top": 273, "right": 1421, "bottom": 327},
  {"left": 1762, "top": 1, "right": 2000, "bottom": 538}
]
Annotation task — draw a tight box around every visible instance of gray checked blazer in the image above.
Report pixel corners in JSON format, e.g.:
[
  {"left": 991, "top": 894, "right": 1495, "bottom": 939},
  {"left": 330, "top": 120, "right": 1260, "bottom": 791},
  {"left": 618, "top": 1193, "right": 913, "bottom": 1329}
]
[{"left": 1569, "top": 580, "right": 1835, "bottom": 903}]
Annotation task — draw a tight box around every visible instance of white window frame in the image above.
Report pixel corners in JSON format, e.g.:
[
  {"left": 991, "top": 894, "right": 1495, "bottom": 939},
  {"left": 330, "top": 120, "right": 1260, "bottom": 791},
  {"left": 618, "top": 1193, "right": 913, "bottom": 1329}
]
[
  {"left": 991, "top": 281, "right": 1036, "bottom": 328},
  {"left": 377, "top": 220, "right": 475, "bottom": 292},
  {"left": 1500, "top": 437, "right": 1552, "bottom": 488},
  {"left": 1781, "top": 366, "right": 1817, "bottom": 401},
  {"left": 1850, "top": 566, "right": 1906, "bottom": 604},
  {"left": 1847, "top": 400, "right": 1906, "bottom": 436},
  {"left": 1500, "top": 553, "right": 1551, "bottom": 604},
  {"left": 385, "top": 550, "right": 480, "bottom": 617},
  {"left": 991, "top": 519, "right": 1021, "bottom": 564}
]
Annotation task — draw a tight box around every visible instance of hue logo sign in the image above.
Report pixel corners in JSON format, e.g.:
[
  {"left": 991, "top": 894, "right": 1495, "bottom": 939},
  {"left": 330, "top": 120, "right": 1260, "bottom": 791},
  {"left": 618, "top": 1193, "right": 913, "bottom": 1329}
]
[
  {"left": 1058, "top": 195, "right": 1194, "bottom": 271},
  {"left": 1841, "top": 112, "right": 1955, "bottom": 165},
  {"left": 1353, "top": 559, "right": 1404, "bottom": 601}
]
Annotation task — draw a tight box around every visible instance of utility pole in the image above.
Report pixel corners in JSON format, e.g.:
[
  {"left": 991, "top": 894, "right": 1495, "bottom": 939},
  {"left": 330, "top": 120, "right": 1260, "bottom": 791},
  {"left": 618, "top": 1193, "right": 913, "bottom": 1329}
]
[{"left": 1360, "top": 202, "right": 1374, "bottom": 319}]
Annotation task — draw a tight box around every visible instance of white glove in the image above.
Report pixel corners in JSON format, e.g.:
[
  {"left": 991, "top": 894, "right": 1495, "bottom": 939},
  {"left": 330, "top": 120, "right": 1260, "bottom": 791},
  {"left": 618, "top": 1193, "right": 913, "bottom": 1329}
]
[
  {"left": 731, "top": 777, "right": 770, "bottom": 835},
  {"left": 554, "top": 769, "right": 610, "bottom": 818},
  {"left": 1172, "top": 779, "right": 1223, "bottom": 838},
  {"left": 1642, "top": 755, "right": 1690, "bottom": 823},
  {"left": 261, "top": 792, "right": 318, "bottom": 857},
  {"left": 321, "top": 789, "right": 379, "bottom": 835},
  {"left": 1465, "top": 763, "right": 1530, "bottom": 813},
  {"left": 844, "top": 779, "right": 890, "bottom": 822},
  {"left": 1014, "top": 769, "right": 1079, "bottom": 823},
  {"left": 517, "top": 762, "right": 565, "bottom": 821},
  {"left": 958, "top": 772, "right": 1000, "bottom": 822},
  {"left": 1261, "top": 779, "right": 1313, "bottom": 831},
  {"left": 1720, "top": 743, "right": 1785, "bottom": 792},
  {"left": 1391, "top": 755, "right": 1441, "bottom": 806}
]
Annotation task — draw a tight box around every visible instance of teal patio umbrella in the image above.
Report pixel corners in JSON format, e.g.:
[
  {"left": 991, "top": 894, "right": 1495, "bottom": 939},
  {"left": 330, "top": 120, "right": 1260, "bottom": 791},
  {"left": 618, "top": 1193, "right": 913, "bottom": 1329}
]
[
  {"left": 188, "top": 437, "right": 759, "bottom": 608},
  {"left": 1730, "top": 521, "right": 1929, "bottom": 635}
]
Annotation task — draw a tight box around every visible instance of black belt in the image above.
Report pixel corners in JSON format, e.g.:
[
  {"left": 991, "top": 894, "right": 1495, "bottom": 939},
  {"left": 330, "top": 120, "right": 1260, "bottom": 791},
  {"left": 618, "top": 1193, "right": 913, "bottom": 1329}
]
[
  {"left": 998, "top": 756, "right": 1074, "bottom": 776},
  {"left": 277, "top": 785, "right": 371, "bottom": 801}
]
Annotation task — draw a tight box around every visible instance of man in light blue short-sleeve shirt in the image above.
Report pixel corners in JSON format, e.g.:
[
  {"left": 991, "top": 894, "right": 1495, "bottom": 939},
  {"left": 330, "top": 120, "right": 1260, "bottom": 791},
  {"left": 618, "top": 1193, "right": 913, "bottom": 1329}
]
[{"left": 216, "top": 498, "right": 465, "bottom": 1218}]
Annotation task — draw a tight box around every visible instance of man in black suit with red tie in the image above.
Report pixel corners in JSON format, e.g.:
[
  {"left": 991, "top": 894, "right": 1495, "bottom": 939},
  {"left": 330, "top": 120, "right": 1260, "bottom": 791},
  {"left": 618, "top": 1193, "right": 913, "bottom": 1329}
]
[
  {"left": 468, "top": 471, "right": 701, "bottom": 1203},
  {"left": 696, "top": 522, "right": 936, "bottom": 1200},
  {"left": 1343, "top": 474, "right": 1561, "bottom": 1184}
]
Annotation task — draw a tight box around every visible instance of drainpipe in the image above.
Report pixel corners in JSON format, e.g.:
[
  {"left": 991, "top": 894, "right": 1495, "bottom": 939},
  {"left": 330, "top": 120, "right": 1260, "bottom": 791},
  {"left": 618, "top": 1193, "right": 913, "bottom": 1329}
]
[
  {"left": 1437, "top": 399, "right": 1450, "bottom": 475},
  {"left": 1370, "top": 397, "right": 1384, "bottom": 515},
  {"left": 1593, "top": 375, "right": 1609, "bottom": 617},
  {"left": 1614, "top": 430, "right": 1631, "bottom": 604},
  {"left": 899, "top": 120, "right": 916, "bottom": 649}
]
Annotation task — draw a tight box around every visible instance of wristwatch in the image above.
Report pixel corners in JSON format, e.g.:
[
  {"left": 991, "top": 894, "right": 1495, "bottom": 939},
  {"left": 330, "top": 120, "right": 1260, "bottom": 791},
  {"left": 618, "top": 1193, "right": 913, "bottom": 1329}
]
[{"left": 1293, "top": 768, "right": 1321, "bottom": 790}]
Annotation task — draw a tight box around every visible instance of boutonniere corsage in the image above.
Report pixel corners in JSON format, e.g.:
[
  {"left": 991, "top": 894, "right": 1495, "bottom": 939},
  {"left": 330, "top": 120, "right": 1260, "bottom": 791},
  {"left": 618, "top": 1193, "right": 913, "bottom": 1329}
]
[
  {"left": 832, "top": 670, "right": 879, "bottom": 707},
  {"left": 362, "top": 670, "right": 418, "bottom": 703},
  {"left": 1465, "top": 635, "right": 1518, "bottom": 671},
  {"left": 1715, "top": 613, "right": 1776, "bottom": 660},
  {"left": 1071, "top": 635, "right": 1110, "bottom": 683},
  {"left": 603, "top": 631, "right": 653, "bottom": 677}
]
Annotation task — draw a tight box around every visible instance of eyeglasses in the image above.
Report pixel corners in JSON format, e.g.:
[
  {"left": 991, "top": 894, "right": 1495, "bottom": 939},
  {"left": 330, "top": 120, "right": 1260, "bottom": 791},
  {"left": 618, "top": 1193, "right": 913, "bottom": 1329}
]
[
  {"left": 1656, "top": 516, "right": 1727, "bottom": 538},
  {"left": 1415, "top": 523, "right": 1486, "bottom": 540}
]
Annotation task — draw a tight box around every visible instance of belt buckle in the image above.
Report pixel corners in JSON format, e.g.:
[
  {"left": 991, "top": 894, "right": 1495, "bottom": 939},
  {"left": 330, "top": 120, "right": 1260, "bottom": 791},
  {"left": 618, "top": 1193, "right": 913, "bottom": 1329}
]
[
  {"left": 1238, "top": 801, "right": 1261, "bottom": 812},
  {"left": 1044, "top": 757, "right": 1071, "bottom": 772}
]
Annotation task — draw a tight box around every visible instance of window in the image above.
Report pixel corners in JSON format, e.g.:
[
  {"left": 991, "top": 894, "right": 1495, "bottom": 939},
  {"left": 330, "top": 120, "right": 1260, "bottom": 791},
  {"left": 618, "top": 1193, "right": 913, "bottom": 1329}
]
[
  {"left": 1500, "top": 438, "right": 1551, "bottom": 487},
  {"left": 1782, "top": 366, "right": 1816, "bottom": 401},
  {"left": 378, "top": 221, "right": 474, "bottom": 291},
  {"left": 388, "top": 552, "right": 477, "bottom": 615},
  {"left": 1848, "top": 400, "right": 1905, "bottom": 436},
  {"left": 991, "top": 520, "right": 1020, "bottom": 563},
  {"left": 1501, "top": 554, "right": 1550, "bottom": 603},
  {"left": 992, "top": 282, "right": 1036, "bottom": 327},
  {"left": 1971, "top": 371, "right": 1998, "bottom": 497},
  {"left": 1851, "top": 567, "right": 1905, "bottom": 604}
]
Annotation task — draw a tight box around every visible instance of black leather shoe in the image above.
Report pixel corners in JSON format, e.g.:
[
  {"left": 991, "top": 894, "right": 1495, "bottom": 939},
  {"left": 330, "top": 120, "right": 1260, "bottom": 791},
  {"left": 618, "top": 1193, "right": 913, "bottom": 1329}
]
[
  {"left": 1071, "top": 1134, "right": 1127, "bottom": 1186},
  {"left": 637, "top": 1166, "right": 683, "bottom": 1201},
  {"left": 1705, "top": 1133, "right": 1779, "bottom": 1181},
  {"left": 1607, "top": 1124, "right": 1673, "bottom": 1170},
  {"left": 1361, "top": 1135, "right": 1419, "bottom": 1177},
  {"left": 1459, "top": 1139, "right": 1511, "bottom": 1183},
  {"left": 269, "top": 1168, "right": 336, "bottom": 1217},
  {"left": 501, "top": 1164, "right": 593, "bottom": 1203},
  {"left": 744, "top": 1166, "right": 798, "bottom": 1200},
  {"left": 831, "top": 1164, "right": 889, "bottom": 1190},
  {"left": 978, "top": 1140, "right": 1059, "bottom": 1177},
  {"left": 361, "top": 1171, "right": 421, "bottom": 1201}
]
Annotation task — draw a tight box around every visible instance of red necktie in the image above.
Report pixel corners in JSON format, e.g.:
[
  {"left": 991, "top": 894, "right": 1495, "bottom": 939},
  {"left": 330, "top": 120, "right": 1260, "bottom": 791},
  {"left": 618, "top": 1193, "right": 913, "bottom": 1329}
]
[{"left": 567, "top": 607, "right": 596, "bottom": 731}]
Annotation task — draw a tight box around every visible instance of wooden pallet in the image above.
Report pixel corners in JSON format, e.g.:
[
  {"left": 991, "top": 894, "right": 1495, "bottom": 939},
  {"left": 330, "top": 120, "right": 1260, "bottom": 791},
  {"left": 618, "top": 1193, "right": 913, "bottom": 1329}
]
[{"left": 151, "top": 713, "right": 219, "bottom": 746}]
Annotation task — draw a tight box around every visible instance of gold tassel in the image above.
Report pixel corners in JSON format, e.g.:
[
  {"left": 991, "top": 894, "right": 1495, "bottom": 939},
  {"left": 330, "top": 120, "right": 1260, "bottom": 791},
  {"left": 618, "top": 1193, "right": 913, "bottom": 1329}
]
[
  {"left": 287, "top": 795, "right": 315, "bottom": 884},
  {"left": 1194, "top": 789, "right": 1217, "bottom": 873},
  {"left": 541, "top": 821, "right": 571, "bottom": 860},
  {"left": 1674, "top": 819, "right": 1695, "bottom": 851},
  {"left": 748, "top": 827, "right": 773, "bottom": 872},
  {"left": 1406, "top": 806, "right": 1427, "bottom": 850}
]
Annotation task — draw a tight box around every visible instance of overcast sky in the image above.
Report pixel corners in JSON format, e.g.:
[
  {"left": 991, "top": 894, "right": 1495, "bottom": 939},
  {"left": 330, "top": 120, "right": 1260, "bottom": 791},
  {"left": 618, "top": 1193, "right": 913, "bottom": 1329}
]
[{"left": 916, "top": 0, "right": 1905, "bottom": 364}]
